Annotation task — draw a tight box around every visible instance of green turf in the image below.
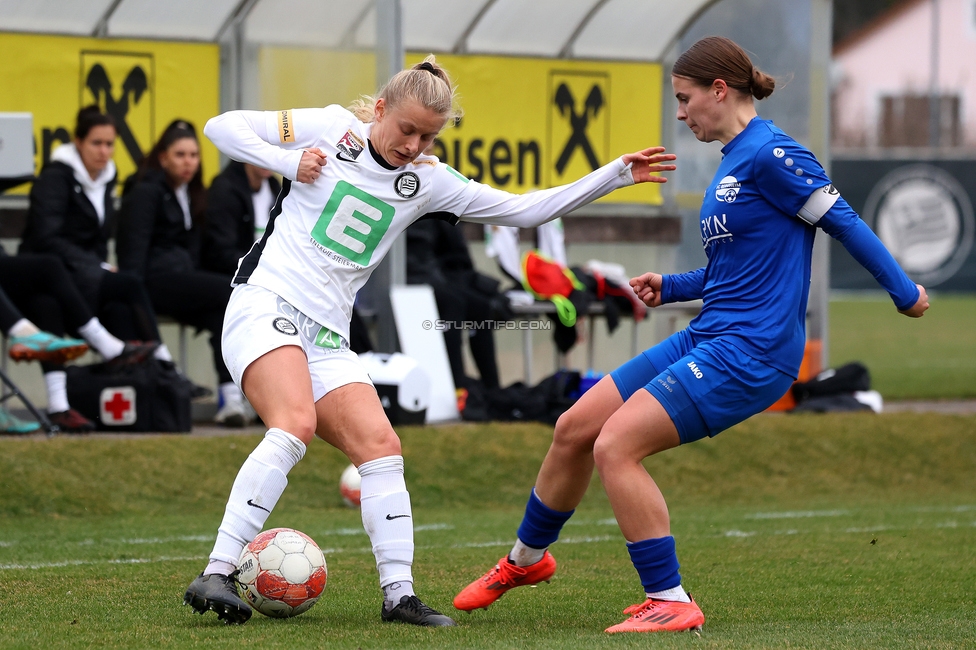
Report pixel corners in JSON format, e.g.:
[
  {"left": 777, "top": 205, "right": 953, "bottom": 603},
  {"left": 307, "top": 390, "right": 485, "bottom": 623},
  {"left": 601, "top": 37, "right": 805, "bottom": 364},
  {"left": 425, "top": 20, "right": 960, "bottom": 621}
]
[
  {"left": 829, "top": 294, "right": 976, "bottom": 399},
  {"left": 1, "top": 416, "right": 975, "bottom": 648}
]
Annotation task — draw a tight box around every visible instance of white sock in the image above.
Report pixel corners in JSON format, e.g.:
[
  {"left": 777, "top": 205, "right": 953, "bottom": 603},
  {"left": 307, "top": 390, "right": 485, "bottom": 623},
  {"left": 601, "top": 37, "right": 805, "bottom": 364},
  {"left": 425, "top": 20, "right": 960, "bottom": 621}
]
[
  {"left": 358, "top": 455, "right": 414, "bottom": 591},
  {"left": 8, "top": 319, "right": 39, "bottom": 338},
  {"left": 78, "top": 317, "right": 125, "bottom": 358},
  {"left": 207, "top": 428, "right": 307, "bottom": 569},
  {"left": 154, "top": 344, "right": 173, "bottom": 362},
  {"left": 647, "top": 585, "right": 691, "bottom": 603},
  {"left": 44, "top": 371, "right": 70, "bottom": 414},
  {"left": 510, "top": 538, "right": 546, "bottom": 567},
  {"left": 220, "top": 382, "right": 244, "bottom": 408},
  {"left": 382, "top": 581, "right": 416, "bottom": 607},
  {"left": 203, "top": 559, "right": 238, "bottom": 577}
]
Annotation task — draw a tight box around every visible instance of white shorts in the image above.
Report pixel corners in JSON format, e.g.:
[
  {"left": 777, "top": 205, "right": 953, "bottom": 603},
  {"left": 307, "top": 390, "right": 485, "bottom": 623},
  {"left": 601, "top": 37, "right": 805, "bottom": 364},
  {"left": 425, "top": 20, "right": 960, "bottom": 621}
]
[{"left": 222, "top": 283, "right": 372, "bottom": 402}]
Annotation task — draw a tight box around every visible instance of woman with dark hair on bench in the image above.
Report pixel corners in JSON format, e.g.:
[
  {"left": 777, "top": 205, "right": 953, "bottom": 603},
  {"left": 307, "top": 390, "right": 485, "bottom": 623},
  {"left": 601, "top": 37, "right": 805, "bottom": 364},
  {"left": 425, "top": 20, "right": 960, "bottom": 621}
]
[
  {"left": 116, "top": 120, "right": 243, "bottom": 426},
  {"left": 19, "top": 106, "right": 170, "bottom": 368}
]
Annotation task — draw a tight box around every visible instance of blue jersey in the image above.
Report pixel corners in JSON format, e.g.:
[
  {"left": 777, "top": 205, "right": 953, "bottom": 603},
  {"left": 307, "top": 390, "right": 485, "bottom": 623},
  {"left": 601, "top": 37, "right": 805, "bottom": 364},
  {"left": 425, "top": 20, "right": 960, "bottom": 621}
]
[{"left": 662, "top": 117, "right": 918, "bottom": 377}]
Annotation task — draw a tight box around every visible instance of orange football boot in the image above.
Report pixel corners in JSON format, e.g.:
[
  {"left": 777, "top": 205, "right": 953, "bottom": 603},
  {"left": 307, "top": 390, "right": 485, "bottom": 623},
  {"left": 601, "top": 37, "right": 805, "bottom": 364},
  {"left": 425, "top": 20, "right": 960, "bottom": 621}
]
[
  {"left": 604, "top": 595, "right": 704, "bottom": 633},
  {"left": 453, "top": 551, "right": 556, "bottom": 611}
]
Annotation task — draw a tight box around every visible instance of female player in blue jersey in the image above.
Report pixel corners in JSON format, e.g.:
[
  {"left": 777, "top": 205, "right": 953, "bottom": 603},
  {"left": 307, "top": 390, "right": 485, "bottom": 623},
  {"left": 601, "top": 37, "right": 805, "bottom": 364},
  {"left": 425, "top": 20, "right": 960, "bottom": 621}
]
[{"left": 454, "top": 36, "right": 929, "bottom": 634}]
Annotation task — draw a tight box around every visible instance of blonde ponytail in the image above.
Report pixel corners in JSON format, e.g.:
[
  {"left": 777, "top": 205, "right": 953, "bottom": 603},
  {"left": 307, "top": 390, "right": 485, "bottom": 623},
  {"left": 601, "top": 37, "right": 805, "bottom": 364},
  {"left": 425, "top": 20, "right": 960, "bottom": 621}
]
[{"left": 347, "top": 54, "right": 462, "bottom": 123}]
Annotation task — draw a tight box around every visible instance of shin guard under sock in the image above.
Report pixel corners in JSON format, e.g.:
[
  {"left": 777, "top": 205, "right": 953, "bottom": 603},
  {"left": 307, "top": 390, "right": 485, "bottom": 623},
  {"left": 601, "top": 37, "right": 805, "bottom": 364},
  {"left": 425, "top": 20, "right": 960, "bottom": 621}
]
[
  {"left": 207, "top": 428, "right": 306, "bottom": 569},
  {"left": 359, "top": 455, "right": 414, "bottom": 588},
  {"left": 511, "top": 488, "right": 574, "bottom": 566}
]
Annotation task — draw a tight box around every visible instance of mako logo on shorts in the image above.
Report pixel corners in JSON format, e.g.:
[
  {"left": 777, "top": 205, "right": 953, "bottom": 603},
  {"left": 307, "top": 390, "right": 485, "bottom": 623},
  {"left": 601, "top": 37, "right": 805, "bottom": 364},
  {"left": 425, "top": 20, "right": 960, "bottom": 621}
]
[
  {"left": 715, "top": 176, "right": 741, "bottom": 203},
  {"left": 394, "top": 172, "right": 420, "bottom": 198},
  {"left": 273, "top": 317, "right": 298, "bottom": 335},
  {"left": 81, "top": 52, "right": 154, "bottom": 169},
  {"left": 548, "top": 71, "right": 609, "bottom": 182},
  {"left": 687, "top": 361, "right": 704, "bottom": 379},
  {"left": 310, "top": 181, "right": 395, "bottom": 267}
]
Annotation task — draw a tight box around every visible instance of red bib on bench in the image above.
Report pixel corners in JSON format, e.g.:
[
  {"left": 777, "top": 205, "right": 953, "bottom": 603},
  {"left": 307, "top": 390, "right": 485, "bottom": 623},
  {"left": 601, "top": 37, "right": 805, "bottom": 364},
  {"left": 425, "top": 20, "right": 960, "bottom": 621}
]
[{"left": 521, "top": 251, "right": 585, "bottom": 327}]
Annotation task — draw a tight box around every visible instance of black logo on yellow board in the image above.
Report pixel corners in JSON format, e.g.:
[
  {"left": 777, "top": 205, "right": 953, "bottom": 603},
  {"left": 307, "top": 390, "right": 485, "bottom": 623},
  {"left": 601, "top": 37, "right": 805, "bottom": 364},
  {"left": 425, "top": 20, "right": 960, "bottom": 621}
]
[
  {"left": 548, "top": 72, "right": 609, "bottom": 183},
  {"left": 80, "top": 51, "right": 154, "bottom": 174}
]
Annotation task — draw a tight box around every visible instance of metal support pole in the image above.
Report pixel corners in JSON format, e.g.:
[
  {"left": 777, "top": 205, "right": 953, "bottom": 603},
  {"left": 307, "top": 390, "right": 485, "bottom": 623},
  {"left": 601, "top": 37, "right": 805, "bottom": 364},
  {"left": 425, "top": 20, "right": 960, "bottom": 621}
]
[
  {"left": 369, "top": 0, "right": 405, "bottom": 352},
  {"left": 929, "top": 0, "right": 941, "bottom": 148},
  {"left": 807, "top": 0, "right": 833, "bottom": 371},
  {"left": 217, "top": 0, "right": 261, "bottom": 114}
]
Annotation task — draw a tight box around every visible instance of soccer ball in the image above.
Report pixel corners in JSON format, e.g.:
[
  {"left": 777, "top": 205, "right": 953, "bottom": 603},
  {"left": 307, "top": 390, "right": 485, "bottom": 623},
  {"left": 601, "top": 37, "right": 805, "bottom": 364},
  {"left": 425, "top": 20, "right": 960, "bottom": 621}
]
[
  {"left": 339, "top": 463, "right": 361, "bottom": 507},
  {"left": 237, "top": 527, "right": 327, "bottom": 618}
]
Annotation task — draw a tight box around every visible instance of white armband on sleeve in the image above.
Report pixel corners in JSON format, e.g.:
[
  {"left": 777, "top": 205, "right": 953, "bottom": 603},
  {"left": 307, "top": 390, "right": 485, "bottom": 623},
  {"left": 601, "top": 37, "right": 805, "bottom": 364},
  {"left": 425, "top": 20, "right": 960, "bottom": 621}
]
[{"left": 797, "top": 183, "right": 840, "bottom": 225}]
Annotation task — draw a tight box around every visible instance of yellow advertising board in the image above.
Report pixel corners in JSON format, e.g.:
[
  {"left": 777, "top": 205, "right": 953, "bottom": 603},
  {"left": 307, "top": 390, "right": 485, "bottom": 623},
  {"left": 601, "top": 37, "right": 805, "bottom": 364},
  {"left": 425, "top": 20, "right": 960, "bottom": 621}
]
[
  {"left": 258, "top": 49, "right": 664, "bottom": 205},
  {"left": 0, "top": 32, "right": 220, "bottom": 192},
  {"left": 408, "top": 53, "right": 664, "bottom": 205}
]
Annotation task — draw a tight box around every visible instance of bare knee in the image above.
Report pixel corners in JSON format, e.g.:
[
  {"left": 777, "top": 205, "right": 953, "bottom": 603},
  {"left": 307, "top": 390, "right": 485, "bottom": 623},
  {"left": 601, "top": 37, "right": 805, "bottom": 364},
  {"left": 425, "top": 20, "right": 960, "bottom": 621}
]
[
  {"left": 551, "top": 410, "right": 600, "bottom": 456},
  {"left": 270, "top": 409, "right": 317, "bottom": 446},
  {"left": 592, "top": 427, "right": 632, "bottom": 475},
  {"left": 339, "top": 426, "right": 402, "bottom": 466},
  {"left": 258, "top": 399, "right": 317, "bottom": 445}
]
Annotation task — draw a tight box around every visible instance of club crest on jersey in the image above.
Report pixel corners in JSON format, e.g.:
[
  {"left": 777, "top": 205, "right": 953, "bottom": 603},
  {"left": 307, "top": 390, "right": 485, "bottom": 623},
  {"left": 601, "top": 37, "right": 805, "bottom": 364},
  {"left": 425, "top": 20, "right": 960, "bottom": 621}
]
[
  {"left": 394, "top": 172, "right": 420, "bottom": 198},
  {"left": 336, "top": 130, "right": 365, "bottom": 161},
  {"left": 715, "top": 176, "right": 741, "bottom": 203},
  {"left": 272, "top": 317, "right": 298, "bottom": 336}
]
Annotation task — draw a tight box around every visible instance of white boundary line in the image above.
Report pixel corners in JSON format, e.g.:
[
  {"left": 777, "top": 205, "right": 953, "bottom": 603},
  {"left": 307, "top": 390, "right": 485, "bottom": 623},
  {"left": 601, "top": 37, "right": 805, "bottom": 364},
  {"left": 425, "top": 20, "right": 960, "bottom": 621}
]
[{"left": 3, "top": 510, "right": 975, "bottom": 572}]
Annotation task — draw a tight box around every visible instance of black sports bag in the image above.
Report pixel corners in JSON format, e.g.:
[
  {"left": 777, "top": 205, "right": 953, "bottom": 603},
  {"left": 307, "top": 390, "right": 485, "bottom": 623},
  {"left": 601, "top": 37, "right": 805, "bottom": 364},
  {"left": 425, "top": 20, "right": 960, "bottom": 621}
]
[{"left": 66, "top": 358, "right": 192, "bottom": 432}]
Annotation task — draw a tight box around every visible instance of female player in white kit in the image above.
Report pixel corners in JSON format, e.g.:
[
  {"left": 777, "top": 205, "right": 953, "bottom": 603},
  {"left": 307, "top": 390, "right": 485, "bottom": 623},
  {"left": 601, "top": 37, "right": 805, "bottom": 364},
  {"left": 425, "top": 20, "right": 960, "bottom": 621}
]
[{"left": 182, "top": 56, "right": 678, "bottom": 626}]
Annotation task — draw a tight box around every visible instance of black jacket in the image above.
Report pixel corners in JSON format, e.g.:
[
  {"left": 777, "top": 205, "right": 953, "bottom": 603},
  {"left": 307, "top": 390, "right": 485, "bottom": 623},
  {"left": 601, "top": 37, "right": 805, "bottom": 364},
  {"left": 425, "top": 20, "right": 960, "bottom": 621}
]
[
  {"left": 116, "top": 169, "right": 200, "bottom": 280},
  {"left": 19, "top": 161, "right": 115, "bottom": 303},
  {"left": 405, "top": 216, "right": 474, "bottom": 286},
  {"left": 202, "top": 161, "right": 281, "bottom": 274}
]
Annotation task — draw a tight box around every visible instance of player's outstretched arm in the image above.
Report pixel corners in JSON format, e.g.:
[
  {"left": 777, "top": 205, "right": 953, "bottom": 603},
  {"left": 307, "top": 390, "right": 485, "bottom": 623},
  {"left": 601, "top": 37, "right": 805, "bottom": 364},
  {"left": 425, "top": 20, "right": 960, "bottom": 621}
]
[
  {"left": 899, "top": 284, "right": 929, "bottom": 318},
  {"left": 622, "top": 147, "right": 677, "bottom": 184},
  {"left": 448, "top": 147, "right": 677, "bottom": 229}
]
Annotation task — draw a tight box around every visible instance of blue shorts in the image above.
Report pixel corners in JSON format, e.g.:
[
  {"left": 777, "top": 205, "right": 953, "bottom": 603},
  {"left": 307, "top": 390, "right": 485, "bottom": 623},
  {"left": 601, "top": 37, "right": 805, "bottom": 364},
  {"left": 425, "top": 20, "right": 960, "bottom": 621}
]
[{"left": 610, "top": 329, "right": 794, "bottom": 444}]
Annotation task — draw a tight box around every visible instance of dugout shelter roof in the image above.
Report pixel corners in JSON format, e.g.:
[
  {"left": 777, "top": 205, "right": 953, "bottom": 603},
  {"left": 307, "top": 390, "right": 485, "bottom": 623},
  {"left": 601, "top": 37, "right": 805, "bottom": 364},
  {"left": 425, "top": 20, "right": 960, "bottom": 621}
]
[{"left": 0, "top": 0, "right": 718, "bottom": 62}]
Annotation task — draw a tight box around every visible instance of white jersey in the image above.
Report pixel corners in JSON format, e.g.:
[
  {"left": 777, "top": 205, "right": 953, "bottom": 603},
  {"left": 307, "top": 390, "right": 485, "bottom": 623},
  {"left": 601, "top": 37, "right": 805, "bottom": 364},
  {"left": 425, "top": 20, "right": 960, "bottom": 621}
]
[{"left": 204, "top": 105, "right": 635, "bottom": 341}]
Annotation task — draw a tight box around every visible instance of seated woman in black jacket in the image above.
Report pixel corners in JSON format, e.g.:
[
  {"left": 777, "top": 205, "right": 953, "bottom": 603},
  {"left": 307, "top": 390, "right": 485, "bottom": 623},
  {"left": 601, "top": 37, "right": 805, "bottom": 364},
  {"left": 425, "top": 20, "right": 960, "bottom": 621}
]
[
  {"left": 406, "top": 217, "right": 502, "bottom": 391},
  {"left": 20, "top": 106, "right": 165, "bottom": 360},
  {"left": 202, "top": 161, "right": 280, "bottom": 275},
  {"left": 116, "top": 120, "right": 246, "bottom": 427},
  {"left": 0, "top": 250, "right": 158, "bottom": 432}
]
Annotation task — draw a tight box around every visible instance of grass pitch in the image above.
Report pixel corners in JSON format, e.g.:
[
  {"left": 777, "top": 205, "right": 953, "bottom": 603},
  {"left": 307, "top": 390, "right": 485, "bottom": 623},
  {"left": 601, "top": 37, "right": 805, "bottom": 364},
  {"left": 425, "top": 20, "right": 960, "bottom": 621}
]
[
  {"left": 829, "top": 294, "right": 976, "bottom": 399},
  {"left": 1, "top": 414, "right": 974, "bottom": 649}
]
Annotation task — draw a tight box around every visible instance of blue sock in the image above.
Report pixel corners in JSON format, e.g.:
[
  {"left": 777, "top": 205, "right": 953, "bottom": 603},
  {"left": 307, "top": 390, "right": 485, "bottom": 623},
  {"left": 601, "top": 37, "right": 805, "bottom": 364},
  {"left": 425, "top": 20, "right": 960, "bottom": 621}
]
[
  {"left": 627, "top": 536, "right": 681, "bottom": 593},
  {"left": 515, "top": 488, "right": 574, "bottom": 549}
]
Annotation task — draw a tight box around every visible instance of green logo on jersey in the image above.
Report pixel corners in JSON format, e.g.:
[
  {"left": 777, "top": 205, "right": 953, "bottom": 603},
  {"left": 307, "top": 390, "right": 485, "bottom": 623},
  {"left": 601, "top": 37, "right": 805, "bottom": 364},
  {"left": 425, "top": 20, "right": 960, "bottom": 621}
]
[
  {"left": 311, "top": 181, "right": 395, "bottom": 266},
  {"left": 314, "top": 326, "right": 343, "bottom": 349}
]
